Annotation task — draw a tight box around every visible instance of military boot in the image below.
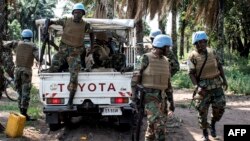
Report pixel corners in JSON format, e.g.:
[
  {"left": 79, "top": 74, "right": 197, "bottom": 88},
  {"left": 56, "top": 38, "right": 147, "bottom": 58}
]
[
  {"left": 67, "top": 92, "right": 75, "bottom": 109},
  {"left": 20, "top": 108, "right": 36, "bottom": 121},
  {"left": 210, "top": 120, "right": 217, "bottom": 138},
  {"left": 202, "top": 129, "right": 209, "bottom": 141}
]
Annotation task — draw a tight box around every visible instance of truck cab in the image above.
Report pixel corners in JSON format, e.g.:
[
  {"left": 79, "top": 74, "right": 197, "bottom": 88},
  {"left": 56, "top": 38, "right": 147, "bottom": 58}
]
[{"left": 35, "top": 18, "right": 137, "bottom": 130}]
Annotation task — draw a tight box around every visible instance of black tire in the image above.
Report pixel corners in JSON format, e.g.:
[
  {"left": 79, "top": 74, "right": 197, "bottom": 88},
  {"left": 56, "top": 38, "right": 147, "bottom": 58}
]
[
  {"left": 4, "top": 81, "right": 18, "bottom": 101},
  {"left": 49, "top": 123, "right": 61, "bottom": 131}
]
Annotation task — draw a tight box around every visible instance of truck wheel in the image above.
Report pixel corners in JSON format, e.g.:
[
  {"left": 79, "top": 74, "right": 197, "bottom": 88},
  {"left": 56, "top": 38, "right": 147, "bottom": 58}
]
[{"left": 49, "top": 123, "right": 61, "bottom": 131}]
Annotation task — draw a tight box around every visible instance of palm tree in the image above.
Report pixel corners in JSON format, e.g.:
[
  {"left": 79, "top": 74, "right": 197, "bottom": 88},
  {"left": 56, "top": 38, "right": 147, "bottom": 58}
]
[
  {"left": 0, "top": 0, "right": 7, "bottom": 55},
  {"left": 0, "top": 0, "right": 7, "bottom": 107},
  {"left": 179, "top": 0, "right": 188, "bottom": 59}
]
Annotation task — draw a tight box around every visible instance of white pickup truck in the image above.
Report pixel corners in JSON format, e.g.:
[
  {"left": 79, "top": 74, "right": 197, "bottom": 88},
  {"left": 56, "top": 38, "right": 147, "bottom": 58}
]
[{"left": 35, "top": 18, "right": 137, "bottom": 130}]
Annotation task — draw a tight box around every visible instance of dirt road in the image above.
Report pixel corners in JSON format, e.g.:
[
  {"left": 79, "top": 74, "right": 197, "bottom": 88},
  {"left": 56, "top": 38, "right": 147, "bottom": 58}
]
[{"left": 1, "top": 67, "right": 250, "bottom": 141}]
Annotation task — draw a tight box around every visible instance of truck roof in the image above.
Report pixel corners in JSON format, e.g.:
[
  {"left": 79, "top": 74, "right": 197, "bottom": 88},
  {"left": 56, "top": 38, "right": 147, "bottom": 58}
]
[{"left": 35, "top": 18, "right": 135, "bottom": 31}]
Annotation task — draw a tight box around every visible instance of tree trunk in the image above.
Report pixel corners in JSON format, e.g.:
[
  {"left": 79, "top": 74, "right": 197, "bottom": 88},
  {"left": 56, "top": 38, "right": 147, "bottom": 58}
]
[
  {"left": 0, "top": 0, "right": 7, "bottom": 95},
  {"left": 186, "top": 35, "right": 190, "bottom": 53},
  {"left": 136, "top": 19, "right": 144, "bottom": 55},
  {"left": 95, "top": 0, "right": 114, "bottom": 19},
  {"left": 217, "top": 0, "right": 225, "bottom": 63},
  {"left": 171, "top": 2, "right": 178, "bottom": 57},
  {"left": 126, "top": 0, "right": 137, "bottom": 19},
  {"left": 179, "top": 0, "right": 187, "bottom": 59},
  {"left": 159, "top": 14, "right": 167, "bottom": 34},
  {"left": 179, "top": 20, "right": 185, "bottom": 59},
  {"left": 0, "top": 0, "right": 7, "bottom": 54},
  {"left": 105, "top": 0, "right": 114, "bottom": 19}
]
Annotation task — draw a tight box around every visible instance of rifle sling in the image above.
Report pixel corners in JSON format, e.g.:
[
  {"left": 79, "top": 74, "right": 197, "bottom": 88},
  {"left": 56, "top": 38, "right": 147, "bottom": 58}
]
[{"left": 197, "top": 50, "right": 208, "bottom": 83}]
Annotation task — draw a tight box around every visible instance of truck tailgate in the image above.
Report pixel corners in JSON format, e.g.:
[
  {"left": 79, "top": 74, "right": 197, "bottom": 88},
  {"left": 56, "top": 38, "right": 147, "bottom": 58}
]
[{"left": 39, "top": 72, "right": 133, "bottom": 105}]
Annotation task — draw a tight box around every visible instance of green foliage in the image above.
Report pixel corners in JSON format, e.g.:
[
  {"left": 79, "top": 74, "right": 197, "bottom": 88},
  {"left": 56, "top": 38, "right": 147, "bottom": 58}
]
[
  {"left": 0, "top": 102, "right": 18, "bottom": 111},
  {"left": 8, "top": 0, "right": 56, "bottom": 39},
  {"left": 0, "top": 86, "right": 42, "bottom": 118},
  {"left": 28, "top": 86, "right": 43, "bottom": 118},
  {"left": 143, "top": 20, "right": 150, "bottom": 36},
  {"left": 172, "top": 70, "right": 193, "bottom": 89},
  {"left": 224, "top": 53, "right": 250, "bottom": 95},
  {"left": 8, "top": 19, "right": 21, "bottom": 40},
  {"left": 226, "top": 69, "right": 250, "bottom": 95}
]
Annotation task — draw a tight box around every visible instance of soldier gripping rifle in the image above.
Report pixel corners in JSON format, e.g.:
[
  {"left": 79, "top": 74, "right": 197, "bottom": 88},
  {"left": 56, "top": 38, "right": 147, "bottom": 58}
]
[{"left": 189, "top": 48, "right": 208, "bottom": 109}]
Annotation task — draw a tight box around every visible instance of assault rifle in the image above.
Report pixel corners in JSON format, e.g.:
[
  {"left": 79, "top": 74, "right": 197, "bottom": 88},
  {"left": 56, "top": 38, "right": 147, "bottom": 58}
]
[
  {"left": 132, "top": 84, "right": 145, "bottom": 141},
  {"left": 39, "top": 19, "right": 59, "bottom": 70},
  {"left": 39, "top": 18, "right": 50, "bottom": 68}
]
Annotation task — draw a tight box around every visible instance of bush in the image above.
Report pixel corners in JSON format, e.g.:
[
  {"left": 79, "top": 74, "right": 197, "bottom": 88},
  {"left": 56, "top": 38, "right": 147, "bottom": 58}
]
[
  {"left": 225, "top": 67, "right": 250, "bottom": 95},
  {"left": 172, "top": 70, "right": 193, "bottom": 89}
]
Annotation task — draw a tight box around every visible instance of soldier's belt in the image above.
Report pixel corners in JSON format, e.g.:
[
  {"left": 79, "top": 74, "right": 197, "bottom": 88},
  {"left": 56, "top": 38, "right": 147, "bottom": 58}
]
[{"left": 144, "top": 87, "right": 161, "bottom": 93}]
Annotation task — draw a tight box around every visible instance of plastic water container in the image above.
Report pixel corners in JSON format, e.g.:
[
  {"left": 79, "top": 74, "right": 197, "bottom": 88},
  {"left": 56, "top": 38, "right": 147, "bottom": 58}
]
[{"left": 5, "top": 112, "right": 26, "bottom": 138}]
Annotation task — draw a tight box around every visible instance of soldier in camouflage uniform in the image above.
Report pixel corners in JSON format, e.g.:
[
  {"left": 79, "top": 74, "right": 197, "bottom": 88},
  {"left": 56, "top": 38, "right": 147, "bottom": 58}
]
[
  {"left": 2, "top": 41, "right": 18, "bottom": 78},
  {"left": 91, "top": 32, "right": 111, "bottom": 68},
  {"left": 15, "top": 29, "right": 40, "bottom": 121},
  {"left": 187, "top": 31, "right": 228, "bottom": 141},
  {"left": 0, "top": 41, "right": 18, "bottom": 98},
  {"left": 149, "top": 29, "right": 180, "bottom": 116},
  {"left": 91, "top": 32, "right": 126, "bottom": 71},
  {"left": 46, "top": 3, "right": 94, "bottom": 109},
  {"left": 135, "top": 35, "right": 173, "bottom": 141}
]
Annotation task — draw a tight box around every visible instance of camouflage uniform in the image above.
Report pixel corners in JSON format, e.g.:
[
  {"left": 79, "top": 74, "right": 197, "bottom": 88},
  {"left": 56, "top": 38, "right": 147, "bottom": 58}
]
[
  {"left": 164, "top": 50, "right": 179, "bottom": 115},
  {"left": 166, "top": 50, "right": 180, "bottom": 77},
  {"left": 15, "top": 40, "right": 39, "bottom": 110},
  {"left": 91, "top": 41, "right": 126, "bottom": 71},
  {"left": 143, "top": 46, "right": 179, "bottom": 113},
  {"left": 49, "top": 17, "right": 91, "bottom": 95},
  {"left": 138, "top": 53, "right": 170, "bottom": 141},
  {"left": 2, "top": 41, "right": 18, "bottom": 78},
  {"left": 0, "top": 41, "right": 18, "bottom": 97},
  {"left": 102, "top": 53, "right": 126, "bottom": 71},
  {"left": 187, "top": 47, "right": 226, "bottom": 129}
]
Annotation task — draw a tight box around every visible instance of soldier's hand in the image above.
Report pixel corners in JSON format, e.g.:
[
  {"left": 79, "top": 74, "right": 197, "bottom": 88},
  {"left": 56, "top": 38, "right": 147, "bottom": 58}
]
[
  {"left": 168, "top": 111, "right": 174, "bottom": 117},
  {"left": 222, "top": 80, "right": 228, "bottom": 91}
]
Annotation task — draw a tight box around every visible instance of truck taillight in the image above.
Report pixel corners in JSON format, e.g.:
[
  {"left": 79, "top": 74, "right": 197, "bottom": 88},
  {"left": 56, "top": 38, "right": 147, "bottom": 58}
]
[
  {"left": 47, "top": 98, "right": 64, "bottom": 104},
  {"left": 111, "top": 97, "right": 129, "bottom": 104}
]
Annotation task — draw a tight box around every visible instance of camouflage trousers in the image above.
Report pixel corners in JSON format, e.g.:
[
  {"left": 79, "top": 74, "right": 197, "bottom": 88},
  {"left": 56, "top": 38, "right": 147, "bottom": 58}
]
[
  {"left": 14, "top": 67, "right": 32, "bottom": 109},
  {"left": 49, "top": 43, "right": 83, "bottom": 92},
  {"left": 102, "top": 53, "right": 126, "bottom": 71},
  {"left": 195, "top": 87, "right": 226, "bottom": 129},
  {"left": 144, "top": 89, "right": 167, "bottom": 141}
]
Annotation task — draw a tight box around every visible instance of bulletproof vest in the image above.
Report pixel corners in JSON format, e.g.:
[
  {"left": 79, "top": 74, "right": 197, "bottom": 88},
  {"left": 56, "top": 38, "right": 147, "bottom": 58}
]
[
  {"left": 61, "top": 18, "right": 86, "bottom": 47},
  {"left": 16, "top": 41, "right": 34, "bottom": 68},
  {"left": 192, "top": 48, "right": 220, "bottom": 79},
  {"left": 142, "top": 52, "right": 170, "bottom": 90}
]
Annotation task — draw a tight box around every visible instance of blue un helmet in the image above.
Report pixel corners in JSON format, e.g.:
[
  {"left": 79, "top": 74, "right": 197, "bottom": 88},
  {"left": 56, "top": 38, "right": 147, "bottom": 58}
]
[
  {"left": 21, "top": 29, "right": 33, "bottom": 38},
  {"left": 152, "top": 34, "right": 173, "bottom": 48},
  {"left": 192, "top": 31, "right": 208, "bottom": 45},
  {"left": 72, "top": 3, "right": 86, "bottom": 15},
  {"left": 149, "top": 29, "right": 162, "bottom": 38}
]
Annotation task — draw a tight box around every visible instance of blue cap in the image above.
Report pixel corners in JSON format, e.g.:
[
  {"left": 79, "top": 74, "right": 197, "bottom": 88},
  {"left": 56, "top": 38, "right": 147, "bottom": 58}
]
[
  {"left": 21, "top": 29, "right": 33, "bottom": 38},
  {"left": 192, "top": 31, "right": 208, "bottom": 45},
  {"left": 149, "top": 29, "right": 162, "bottom": 38},
  {"left": 152, "top": 34, "right": 173, "bottom": 48}
]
